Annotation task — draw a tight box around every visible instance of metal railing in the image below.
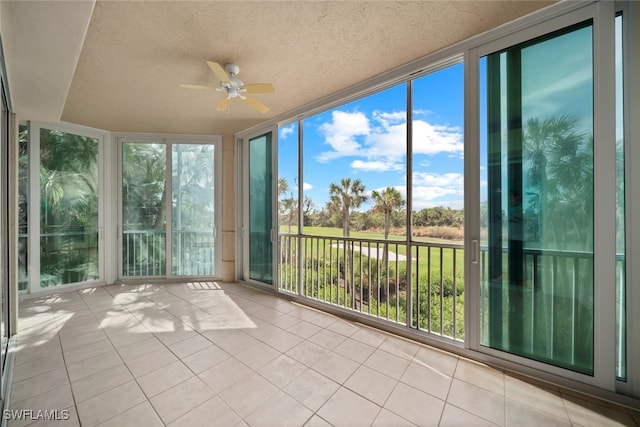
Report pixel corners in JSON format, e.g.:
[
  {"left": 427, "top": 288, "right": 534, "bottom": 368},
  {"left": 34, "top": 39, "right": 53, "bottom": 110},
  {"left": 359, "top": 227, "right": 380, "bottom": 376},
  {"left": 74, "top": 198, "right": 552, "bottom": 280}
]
[
  {"left": 279, "top": 233, "right": 464, "bottom": 342},
  {"left": 279, "top": 233, "right": 626, "bottom": 346},
  {"left": 39, "top": 230, "right": 99, "bottom": 286},
  {"left": 123, "top": 229, "right": 166, "bottom": 276},
  {"left": 123, "top": 229, "right": 214, "bottom": 276},
  {"left": 172, "top": 230, "right": 216, "bottom": 276},
  {"left": 18, "top": 229, "right": 216, "bottom": 289}
]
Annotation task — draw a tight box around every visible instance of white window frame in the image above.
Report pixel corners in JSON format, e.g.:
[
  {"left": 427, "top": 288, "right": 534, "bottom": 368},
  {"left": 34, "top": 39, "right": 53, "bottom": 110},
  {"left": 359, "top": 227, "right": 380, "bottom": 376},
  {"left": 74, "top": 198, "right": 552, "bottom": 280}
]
[
  {"left": 27, "top": 121, "right": 108, "bottom": 295},
  {"left": 236, "top": 124, "right": 278, "bottom": 290},
  {"left": 115, "top": 133, "right": 222, "bottom": 281}
]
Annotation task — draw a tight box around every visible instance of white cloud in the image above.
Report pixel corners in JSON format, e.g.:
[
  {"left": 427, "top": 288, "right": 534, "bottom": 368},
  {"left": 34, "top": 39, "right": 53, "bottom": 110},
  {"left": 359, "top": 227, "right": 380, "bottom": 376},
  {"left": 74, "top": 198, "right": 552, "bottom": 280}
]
[
  {"left": 279, "top": 124, "right": 295, "bottom": 139},
  {"left": 412, "top": 186, "right": 459, "bottom": 201},
  {"left": 372, "top": 110, "right": 406, "bottom": 128},
  {"left": 412, "top": 120, "right": 463, "bottom": 155},
  {"left": 412, "top": 108, "right": 433, "bottom": 117},
  {"left": 364, "top": 121, "right": 407, "bottom": 159},
  {"left": 412, "top": 187, "right": 461, "bottom": 209},
  {"left": 411, "top": 172, "right": 463, "bottom": 209},
  {"left": 317, "top": 111, "right": 370, "bottom": 161},
  {"left": 303, "top": 182, "right": 313, "bottom": 190},
  {"left": 413, "top": 172, "right": 463, "bottom": 188},
  {"left": 350, "top": 159, "right": 402, "bottom": 172},
  {"left": 315, "top": 109, "right": 463, "bottom": 165}
]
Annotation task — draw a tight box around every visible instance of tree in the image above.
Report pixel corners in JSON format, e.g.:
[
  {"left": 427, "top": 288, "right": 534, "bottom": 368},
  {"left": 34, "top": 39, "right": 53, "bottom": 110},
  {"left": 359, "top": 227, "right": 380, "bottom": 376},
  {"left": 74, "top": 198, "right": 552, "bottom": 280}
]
[
  {"left": 38, "top": 129, "right": 100, "bottom": 285},
  {"left": 280, "top": 196, "right": 297, "bottom": 232},
  {"left": 328, "top": 178, "right": 367, "bottom": 237},
  {"left": 524, "top": 114, "right": 590, "bottom": 250},
  {"left": 278, "top": 177, "right": 289, "bottom": 197},
  {"left": 371, "top": 187, "right": 404, "bottom": 240},
  {"left": 122, "top": 143, "right": 166, "bottom": 229},
  {"left": 302, "top": 196, "right": 315, "bottom": 226},
  {"left": 519, "top": 114, "right": 593, "bottom": 366}
]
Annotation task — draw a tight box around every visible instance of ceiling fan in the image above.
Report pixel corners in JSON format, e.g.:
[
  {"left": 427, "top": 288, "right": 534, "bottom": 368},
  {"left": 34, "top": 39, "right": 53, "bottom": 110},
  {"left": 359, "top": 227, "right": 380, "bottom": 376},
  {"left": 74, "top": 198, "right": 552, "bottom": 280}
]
[{"left": 180, "top": 61, "right": 275, "bottom": 113}]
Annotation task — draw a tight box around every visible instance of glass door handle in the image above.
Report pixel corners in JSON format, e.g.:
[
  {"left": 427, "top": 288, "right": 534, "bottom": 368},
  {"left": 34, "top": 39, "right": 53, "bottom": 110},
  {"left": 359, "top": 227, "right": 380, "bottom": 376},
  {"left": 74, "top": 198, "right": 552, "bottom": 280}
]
[{"left": 471, "top": 239, "right": 478, "bottom": 264}]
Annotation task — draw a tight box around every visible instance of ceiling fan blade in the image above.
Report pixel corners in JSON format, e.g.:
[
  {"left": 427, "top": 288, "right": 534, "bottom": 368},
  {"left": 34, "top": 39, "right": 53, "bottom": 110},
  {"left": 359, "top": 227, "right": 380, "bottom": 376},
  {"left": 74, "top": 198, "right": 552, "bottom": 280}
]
[
  {"left": 207, "top": 61, "right": 230, "bottom": 83},
  {"left": 216, "top": 97, "right": 231, "bottom": 112},
  {"left": 241, "top": 83, "right": 275, "bottom": 94},
  {"left": 243, "top": 96, "right": 270, "bottom": 114},
  {"left": 179, "top": 84, "right": 214, "bottom": 91}
]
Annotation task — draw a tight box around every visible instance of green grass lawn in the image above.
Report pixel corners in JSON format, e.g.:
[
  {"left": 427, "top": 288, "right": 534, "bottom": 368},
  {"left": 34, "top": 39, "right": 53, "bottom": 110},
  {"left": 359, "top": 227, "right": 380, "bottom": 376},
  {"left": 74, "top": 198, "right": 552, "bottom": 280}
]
[
  {"left": 281, "top": 225, "right": 461, "bottom": 245},
  {"left": 280, "top": 226, "right": 463, "bottom": 279}
]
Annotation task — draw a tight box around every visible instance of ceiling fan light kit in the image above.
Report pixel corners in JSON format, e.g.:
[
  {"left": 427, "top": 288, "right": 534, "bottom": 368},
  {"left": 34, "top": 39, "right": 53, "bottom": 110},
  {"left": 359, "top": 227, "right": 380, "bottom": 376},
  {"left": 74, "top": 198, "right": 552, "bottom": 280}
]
[{"left": 180, "top": 61, "right": 274, "bottom": 114}]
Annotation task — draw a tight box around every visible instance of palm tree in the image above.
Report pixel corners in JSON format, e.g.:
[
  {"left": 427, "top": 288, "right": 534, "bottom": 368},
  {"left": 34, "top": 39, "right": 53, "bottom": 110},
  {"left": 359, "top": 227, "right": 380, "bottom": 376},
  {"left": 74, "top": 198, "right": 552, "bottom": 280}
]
[
  {"left": 328, "top": 178, "right": 367, "bottom": 309},
  {"left": 371, "top": 187, "right": 404, "bottom": 240},
  {"left": 328, "top": 178, "right": 367, "bottom": 237},
  {"left": 38, "top": 129, "right": 100, "bottom": 284},
  {"left": 122, "top": 143, "right": 166, "bottom": 229},
  {"left": 524, "top": 114, "right": 586, "bottom": 249},
  {"left": 371, "top": 187, "right": 404, "bottom": 301},
  {"left": 278, "top": 177, "right": 289, "bottom": 197},
  {"left": 523, "top": 114, "right": 592, "bottom": 362}
]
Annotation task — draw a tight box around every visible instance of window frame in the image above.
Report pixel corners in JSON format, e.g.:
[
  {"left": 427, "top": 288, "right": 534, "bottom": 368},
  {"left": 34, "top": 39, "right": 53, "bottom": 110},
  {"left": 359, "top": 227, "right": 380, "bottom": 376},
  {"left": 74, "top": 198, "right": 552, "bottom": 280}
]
[
  {"left": 115, "top": 133, "right": 223, "bottom": 281},
  {"left": 27, "top": 121, "right": 107, "bottom": 294}
]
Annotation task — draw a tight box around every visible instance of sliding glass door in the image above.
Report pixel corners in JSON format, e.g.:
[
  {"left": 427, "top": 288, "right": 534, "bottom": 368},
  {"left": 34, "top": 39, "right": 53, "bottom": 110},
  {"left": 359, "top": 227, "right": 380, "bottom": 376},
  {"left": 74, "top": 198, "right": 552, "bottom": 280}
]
[
  {"left": 22, "top": 124, "right": 105, "bottom": 291},
  {"left": 171, "top": 144, "right": 216, "bottom": 276},
  {"left": 120, "top": 139, "right": 218, "bottom": 278},
  {"left": 39, "top": 128, "right": 101, "bottom": 286},
  {"left": 248, "top": 132, "right": 274, "bottom": 285},
  {"left": 122, "top": 142, "right": 167, "bottom": 276},
  {"left": 473, "top": 2, "right": 626, "bottom": 390},
  {"left": 480, "top": 22, "right": 595, "bottom": 373}
]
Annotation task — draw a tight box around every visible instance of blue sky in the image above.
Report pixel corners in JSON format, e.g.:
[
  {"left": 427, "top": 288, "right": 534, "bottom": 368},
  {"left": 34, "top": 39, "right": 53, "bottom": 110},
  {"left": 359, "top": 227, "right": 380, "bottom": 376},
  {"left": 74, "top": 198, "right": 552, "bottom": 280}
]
[{"left": 278, "top": 63, "right": 465, "bottom": 212}]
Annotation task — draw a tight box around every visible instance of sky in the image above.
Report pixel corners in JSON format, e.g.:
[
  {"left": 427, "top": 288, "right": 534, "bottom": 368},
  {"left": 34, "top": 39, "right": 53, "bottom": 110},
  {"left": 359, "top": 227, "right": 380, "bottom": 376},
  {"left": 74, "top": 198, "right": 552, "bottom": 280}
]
[{"left": 278, "top": 63, "right": 465, "bottom": 212}]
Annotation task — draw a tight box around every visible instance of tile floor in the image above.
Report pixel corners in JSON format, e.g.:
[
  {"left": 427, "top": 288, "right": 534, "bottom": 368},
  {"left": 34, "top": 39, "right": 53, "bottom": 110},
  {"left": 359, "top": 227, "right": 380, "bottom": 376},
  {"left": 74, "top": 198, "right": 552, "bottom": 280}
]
[{"left": 9, "top": 282, "right": 640, "bottom": 427}]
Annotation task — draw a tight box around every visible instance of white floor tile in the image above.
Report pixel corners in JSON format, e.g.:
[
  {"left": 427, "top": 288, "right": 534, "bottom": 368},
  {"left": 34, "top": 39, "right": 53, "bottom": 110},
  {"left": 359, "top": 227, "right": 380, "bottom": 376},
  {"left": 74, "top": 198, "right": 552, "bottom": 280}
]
[{"left": 10, "top": 283, "right": 637, "bottom": 427}]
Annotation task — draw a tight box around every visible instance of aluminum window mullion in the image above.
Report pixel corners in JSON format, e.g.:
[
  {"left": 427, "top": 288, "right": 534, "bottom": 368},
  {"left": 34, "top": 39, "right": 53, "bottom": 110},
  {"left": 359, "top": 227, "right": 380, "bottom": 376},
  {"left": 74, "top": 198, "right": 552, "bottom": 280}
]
[
  {"left": 405, "top": 80, "right": 413, "bottom": 328},
  {"left": 465, "top": 47, "right": 481, "bottom": 351},
  {"left": 165, "top": 142, "right": 172, "bottom": 277},
  {"left": 27, "top": 121, "right": 40, "bottom": 294},
  {"left": 618, "top": 0, "right": 639, "bottom": 398},
  {"left": 592, "top": 0, "right": 617, "bottom": 391},
  {"left": 298, "top": 121, "right": 304, "bottom": 297}
]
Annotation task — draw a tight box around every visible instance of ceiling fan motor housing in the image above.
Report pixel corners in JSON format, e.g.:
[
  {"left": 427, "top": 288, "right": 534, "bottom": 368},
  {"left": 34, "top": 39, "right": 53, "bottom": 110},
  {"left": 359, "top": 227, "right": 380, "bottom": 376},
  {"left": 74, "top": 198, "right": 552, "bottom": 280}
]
[{"left": 225, "top": 63, "right": 240, "bottom": 76}]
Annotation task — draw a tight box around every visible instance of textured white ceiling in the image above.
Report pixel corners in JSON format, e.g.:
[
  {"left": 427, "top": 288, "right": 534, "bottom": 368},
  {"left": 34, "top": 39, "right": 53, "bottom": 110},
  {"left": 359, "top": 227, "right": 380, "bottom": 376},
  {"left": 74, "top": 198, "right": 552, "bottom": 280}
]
[{"left": 8, "top": 1, "right": 556, "bottom": 136}]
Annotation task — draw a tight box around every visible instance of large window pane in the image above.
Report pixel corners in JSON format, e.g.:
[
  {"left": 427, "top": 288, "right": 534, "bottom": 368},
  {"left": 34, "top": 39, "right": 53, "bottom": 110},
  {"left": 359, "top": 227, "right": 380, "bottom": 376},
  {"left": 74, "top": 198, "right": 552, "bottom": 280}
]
[
  {"left": 40, "top": 129, "right": 99, "bottom": 286},
  {"left": 300, "top": 84, "right": 407, "bottom": 319},
  {"left": 411, "top": 63, "right": 465, "bottom": 340},
  {"left": 480, "top": 23, "right": 594, "bottom": 374},
  {"left": 122, "top": 143, "right": 166, "bottom": 276},
  {"left": 302, "top": 85, "right": 407, "bottom": 239},
  {"left": 278, "top": 122, "right": 299, "bottom": 294},
  {"left": 172, "top": 144, "right": 215, "bottom": 276}
]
